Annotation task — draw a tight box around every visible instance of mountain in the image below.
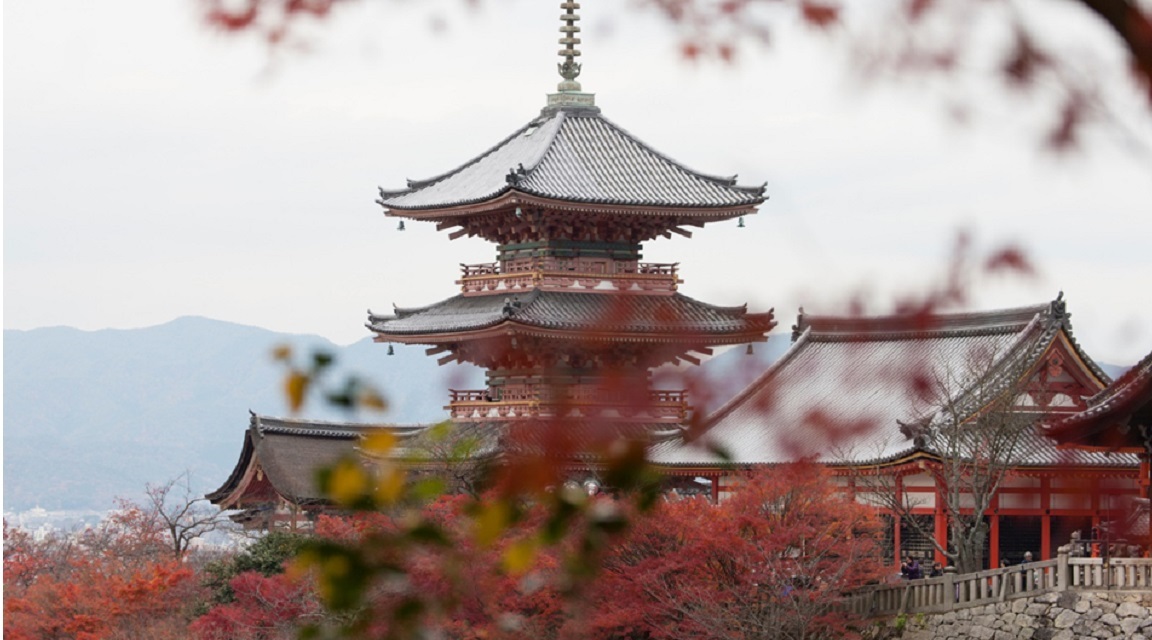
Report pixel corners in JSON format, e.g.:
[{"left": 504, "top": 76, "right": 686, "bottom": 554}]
[{"left": 3, "top": 317, "right": 481, "bottom": 511}]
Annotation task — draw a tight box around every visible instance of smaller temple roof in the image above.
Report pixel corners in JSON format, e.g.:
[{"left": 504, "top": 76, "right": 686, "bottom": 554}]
[
  {"left": 206, "top": 413, "right": 426, "bottom": 507},
  {"left": 650, "top": 297, "right": 1131, "bottom": 469},
  {"left": 1046, "top": 349, "right": 1152, "bottom": 451},
  {"left": 368, "top": 289, "right": 776, "bottom": 341},
  {"left": 376, "top": 109, "right": 765, "bottom": 214},
  {"left": 207, "top": 413, "right": 685, "bottom": 513}
]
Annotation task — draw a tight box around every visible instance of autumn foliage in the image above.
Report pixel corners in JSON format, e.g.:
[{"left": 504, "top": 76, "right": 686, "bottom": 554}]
[
  {"left": 3, "top": 516, "right": 199, "bottom": 640},
  {"left": 198, "top": 463, "right": 883, "bottom": 639}
]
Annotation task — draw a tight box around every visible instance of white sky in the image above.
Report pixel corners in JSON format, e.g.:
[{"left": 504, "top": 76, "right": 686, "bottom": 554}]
[{"left": 5, "top": 0, "right": 1152, "bottom": 364}]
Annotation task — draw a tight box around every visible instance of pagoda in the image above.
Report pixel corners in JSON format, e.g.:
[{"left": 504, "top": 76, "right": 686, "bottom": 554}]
[{"left": 368, "top": 2, "right": 777, "bottom": 445}]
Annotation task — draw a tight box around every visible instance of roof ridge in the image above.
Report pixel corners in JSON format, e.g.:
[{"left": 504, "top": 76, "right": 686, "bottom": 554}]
[
  {"left": 797, "top": 303, "right": 1049, "bottom": 340},
  {"left": 1084, "top": 347, "right": 1152, "bottom": 407},
  {"left": 519, "top": 110, "right": 567, "bottom": 175},
  {"left": 590, "top": 112, "right": 767, "bottom": 196},
  {"left": 700, "top": 327, "right": 814, "bottom": 430},
  {"left": 671, "top": 291, "right": 750, "bottom": 314},
  {"left": 251, "top": 412, "right": 429, "bottom": 432},
  {"left": 376, "top": 115, "right": 548, "bottom": 199}
]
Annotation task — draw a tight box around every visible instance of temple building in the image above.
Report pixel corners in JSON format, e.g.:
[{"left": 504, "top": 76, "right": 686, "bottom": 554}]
[
  {"left": 651, "top": 296, "right": 1142, "bottom": 566},
  {"left": 365, "top": 1, "right": 775, "bottom": 453},
  {"left": 207, "top": 2, "right": 1143, "bottom": 566}
]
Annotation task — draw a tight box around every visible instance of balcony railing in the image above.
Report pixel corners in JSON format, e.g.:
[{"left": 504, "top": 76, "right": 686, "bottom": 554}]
[
  {"left": 447, "top": 387, "right": 690, "bottom": 422},
  {"left": 458, "top": 260, "right": 681, "bottom": 295}
]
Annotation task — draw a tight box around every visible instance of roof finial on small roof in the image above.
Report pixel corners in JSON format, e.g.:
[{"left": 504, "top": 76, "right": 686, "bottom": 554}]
[
  {"left": 545, "top": 1, "right": 597, "bottom": 112},
  {"left": 557, "top": 1, "right": 582, "bottom": 92}
]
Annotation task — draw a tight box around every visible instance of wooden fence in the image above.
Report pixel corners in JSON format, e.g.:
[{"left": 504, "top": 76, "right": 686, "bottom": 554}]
[{"left": 844, "top": 547, "right": 1152, "bottom": 618}]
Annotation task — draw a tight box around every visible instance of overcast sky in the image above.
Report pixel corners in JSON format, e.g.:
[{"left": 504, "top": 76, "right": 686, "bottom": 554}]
[{"left": 6, "top": 0, "right": 1152, "bottom": 364}]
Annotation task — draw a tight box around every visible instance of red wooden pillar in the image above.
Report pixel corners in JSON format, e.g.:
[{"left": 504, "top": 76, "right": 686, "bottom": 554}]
[
  {"left": 1041, "top": 477, "right": 1052, "bottom": 559},
  {"left": 990, "top": 515, "right": 1001, "bottom": 568},
  {"left": 1140, "top": 456, "right": 1151, "bottom": 502},
  {"left": 710, "top": 475, "right": 720, "bottom": 504}
]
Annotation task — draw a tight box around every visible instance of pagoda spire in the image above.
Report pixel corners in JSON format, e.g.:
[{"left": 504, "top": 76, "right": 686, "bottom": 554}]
[
  {"left": 557, "top": 1, "right": 582, "bottom": 92},
  {"left": 546, "top": 1, "right": 596, "bottom": 111}
]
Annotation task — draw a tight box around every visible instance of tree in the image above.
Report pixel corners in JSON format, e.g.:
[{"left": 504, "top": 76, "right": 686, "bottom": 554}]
[
  {"left": 135, "top": 472, "right": 237, "bottom": 560},
  {"left": 3, "top": 518, "right": 202, "bottom": 640},
  {"left": 870, "top": 345, "right": 1037, "bottom": 573},
  {"left": 586, "top": 463, "right": 886, "bottom": 640},
  {"left": 199, "top": 530, "right": 309, "bottom": 609}
]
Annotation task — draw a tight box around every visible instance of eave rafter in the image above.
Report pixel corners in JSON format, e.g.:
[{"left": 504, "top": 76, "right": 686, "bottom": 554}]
[{"left": 384, "top": 192, "right": 753, "bottom": 245}]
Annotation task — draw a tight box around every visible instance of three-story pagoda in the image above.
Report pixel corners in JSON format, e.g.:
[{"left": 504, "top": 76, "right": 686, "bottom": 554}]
[{"left": 369, "top": 2, "right": 776, "bottom": 440}]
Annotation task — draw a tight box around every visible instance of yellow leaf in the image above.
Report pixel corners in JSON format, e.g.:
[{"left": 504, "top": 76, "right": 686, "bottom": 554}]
[
  {"left": 474, "top": 500, "right": 511, "bottom": 547},
  {"left": 373, "top": 466, "right": 407, "bottom": 506},
  {"left": 285, "top": 554, "right": 313, "bottom": 580},
  {"left": 271, "top": 344, "right": 293, "bottom": 362},
  {"left": 502, "top": 539, "right": 537, "bottom": 574},
  {"left": 363, "top": 429, "right": 397, "bottom": 455},
  {"left": 359, "top": 388, "right": 389, "bottom": 411},
  {"left": 325, "top": 554, "right": 350, "bottom": 578},
  {"left": 284, "top": 371, "right": 309, "bottom": 412},
  {"left": 328, "top": 460, "right": 369, "bottom": 506}
]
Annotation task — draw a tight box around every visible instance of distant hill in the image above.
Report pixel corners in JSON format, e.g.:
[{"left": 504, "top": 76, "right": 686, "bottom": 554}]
[
  {"left": 3, "top": 318, "right": 1130, "bottom": 512},
  {"left": 3, "top": 318, "right": 481, "bottom": 511}
]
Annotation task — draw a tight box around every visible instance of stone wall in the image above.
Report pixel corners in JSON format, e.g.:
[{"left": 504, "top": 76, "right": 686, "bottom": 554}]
[{"left": 896, "top": 592, "right": 1152, "bottom": 640}]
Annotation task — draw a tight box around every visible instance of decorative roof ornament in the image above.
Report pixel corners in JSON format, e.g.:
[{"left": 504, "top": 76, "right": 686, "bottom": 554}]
[
  {"left": 1050, "top": 290, "right": 1070, "bottom": 325},
  {"left": 546, "top": 1, "right": 597, "bottom": 112},
  {"left": 557, "top": 1, "right": 582, "bottom": 92}
]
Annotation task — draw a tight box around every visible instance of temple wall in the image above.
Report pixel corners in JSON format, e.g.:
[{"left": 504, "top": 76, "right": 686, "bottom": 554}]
[{"left": 888, "top": 592, "right": 1152, "bottom": 640}]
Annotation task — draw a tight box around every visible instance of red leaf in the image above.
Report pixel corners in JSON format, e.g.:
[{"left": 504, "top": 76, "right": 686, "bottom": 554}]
[{"left": 800, "top": 1, "right": 840, "bottom": 29}]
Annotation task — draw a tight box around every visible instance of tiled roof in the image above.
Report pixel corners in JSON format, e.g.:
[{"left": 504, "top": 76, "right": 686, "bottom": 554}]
[
  {"left": 651, "top": 298, "right": 1134, "bottom": 469},
  {"left": 376, "top": 109, "right": 765, "bottom": 211},
  {"left": 206, "top": 414, "right": 427, "bottom": 505},
  {"left": 207, "top": 414, "right": 683, "bottom": 507},
  {"left": 368, "top": 290, "right": 776, "bottom": 339},
  {"left": 1046, "top": 348, "right": 1152, "bottom": 445}
]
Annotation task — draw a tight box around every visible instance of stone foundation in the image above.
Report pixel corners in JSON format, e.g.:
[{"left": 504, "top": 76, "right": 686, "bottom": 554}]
[{"left": 892, "top": 592, "right": 1152, "bottom": 640}]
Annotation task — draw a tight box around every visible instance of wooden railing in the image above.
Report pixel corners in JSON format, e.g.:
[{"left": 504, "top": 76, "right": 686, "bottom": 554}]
[
  {"left": 447, "top": 388, "right": 689, "bottom": 422},
  {"left": 457, "top": 260, "right": 681, "bottom": 295},
  {"left": 844, "top": 549, "right": 1152, "bottom": 618}
]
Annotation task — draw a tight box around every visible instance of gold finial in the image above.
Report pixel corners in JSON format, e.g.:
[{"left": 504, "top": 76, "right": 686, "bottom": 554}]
[{"left": 557, "top": 1, "right": 582, "bottom": 92}]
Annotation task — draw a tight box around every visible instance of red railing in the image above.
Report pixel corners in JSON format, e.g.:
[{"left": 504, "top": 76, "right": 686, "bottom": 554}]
[
  {"left": 457, "top": 260, "right": 681, "bottom": 295},
  {"left": 447, "top": 387, "right": 689, "bottom": 421}
]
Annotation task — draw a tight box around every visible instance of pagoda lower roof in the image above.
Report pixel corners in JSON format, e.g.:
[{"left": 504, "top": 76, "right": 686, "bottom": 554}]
[
  {"left": 367, "top": 289, "right": 776, "bottom": 341},
  {"left": 375, "top": 107, "right": 765, "bottom": 214}
]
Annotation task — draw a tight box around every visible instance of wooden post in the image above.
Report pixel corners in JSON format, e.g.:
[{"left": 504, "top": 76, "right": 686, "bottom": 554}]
[
  {"left": 1057, "top": 544, "right": 1070, "bottom": 590},
  {"left": 710, "top": 475, "right": 720, "bottom": 504},
  {"left": 943, "top": 566, "right": 956, "bottom": 611}
]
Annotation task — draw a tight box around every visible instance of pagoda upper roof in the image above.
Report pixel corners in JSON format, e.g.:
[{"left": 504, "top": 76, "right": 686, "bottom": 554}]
[
  {"left": 367, "top": 289, "right": 776, "bottom": 341},
  {"left": 650, "top": 296, "right": 1128, "bottom": 469},
  {"left": 376, "top": 107, "right": 766, "bottom": 214}
]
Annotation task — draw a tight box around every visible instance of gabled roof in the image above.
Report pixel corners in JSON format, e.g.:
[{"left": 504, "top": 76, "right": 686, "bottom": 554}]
[
  {"left": 1046, "top": 348, "right": 1152, "bottom": 451},
  {"left": 376, "top": 108, "right": 765, "bottom": 213},
  {"left": 650, "top": 297, "right": 1130, "bottom": 469},
  {"left": 206, "top": 413, "right": 426, "bottom": 507},
  {"left": 207, "top": 413, "right": 684, "bottom": 511},
  {"left": 368, "top": 289, "right": 776, "bottom": 341}
]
